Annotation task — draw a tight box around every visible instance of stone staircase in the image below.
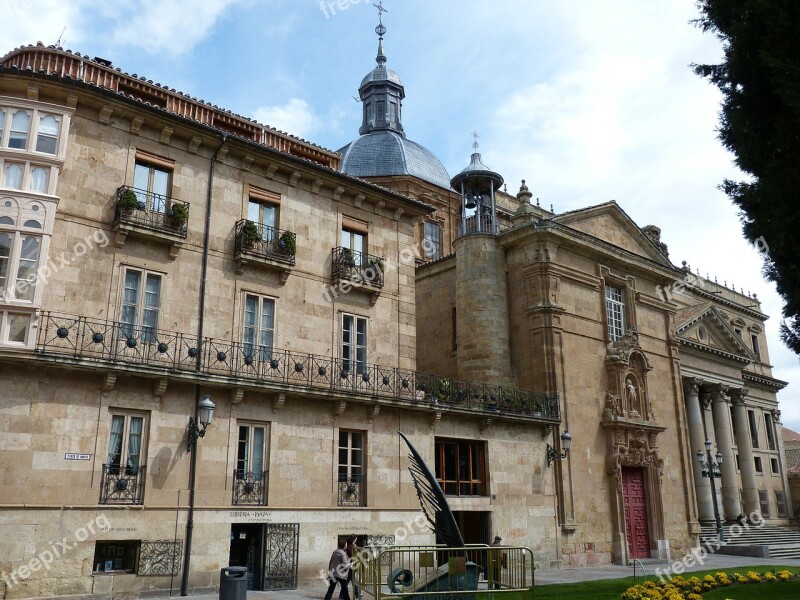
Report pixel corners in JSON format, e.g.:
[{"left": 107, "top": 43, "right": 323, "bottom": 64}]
[{"left": 699, "top": 523, "right": 800, "bottom": 559}]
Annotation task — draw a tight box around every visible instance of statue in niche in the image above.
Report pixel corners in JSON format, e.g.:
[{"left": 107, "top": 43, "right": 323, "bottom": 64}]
[{"left": 626, "top": 377, "right": 642, "bottom": 419}]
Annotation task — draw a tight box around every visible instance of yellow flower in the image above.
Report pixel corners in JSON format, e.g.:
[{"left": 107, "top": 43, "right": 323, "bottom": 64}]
[
  {"left": 737, "top": 575, "right": 748, "bottom": 584},
  {"left": 747, "top": 570, "right": 761, "bottom": 582},
  {"left": 764, "top": 572, "right": 777, "bottom": 582},
  {"left": 777, "top": 569, "right": 791, "bottom": 581}
]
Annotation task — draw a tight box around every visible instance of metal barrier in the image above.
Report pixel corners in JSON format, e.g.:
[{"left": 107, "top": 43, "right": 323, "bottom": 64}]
[{"left": 352, "top": 544, "right": 534, "bottom": 599}]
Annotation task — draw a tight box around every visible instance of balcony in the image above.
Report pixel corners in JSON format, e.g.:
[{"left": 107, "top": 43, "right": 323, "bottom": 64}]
[
  {"left": 233, "top": 220, "right": 296, "bottom": 283},
  {"left": 112, "top": 185, "right": 189, "bottom": 259},
  {"left": 338, "top": 474, "right": 365, "bottom": 507},
  {"left": 232, "top": 470, "right": 267, "bottom": 506},
  {"left": 331, "top": 247, "right": 384, "bottom": 305},
  {"left": 34, "top": 312, "right": 560, "bottom": 426},
  {"left": 100, "top": 464, "right": 145, "bottom": 505}
]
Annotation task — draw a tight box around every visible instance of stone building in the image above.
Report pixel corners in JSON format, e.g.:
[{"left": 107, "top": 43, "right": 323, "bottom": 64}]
[{"left": 0, "top": 42, "right": 559, "bottom": 599}]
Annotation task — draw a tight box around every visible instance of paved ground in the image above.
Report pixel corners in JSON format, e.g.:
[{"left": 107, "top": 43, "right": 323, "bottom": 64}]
[{"left": 149, "top": 554, "right": 800, "bottom": 599}]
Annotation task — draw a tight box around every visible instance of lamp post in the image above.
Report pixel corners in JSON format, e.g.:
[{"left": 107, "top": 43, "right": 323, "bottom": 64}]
[
  {"left": 696, "top": 439, "right": 724, "bottom": 544},
  {"left": 546, "top": 431, "right": 572, "bottom": 467},
  {"left": 181, "top": 395, "right": 215, "bottom": 596}
]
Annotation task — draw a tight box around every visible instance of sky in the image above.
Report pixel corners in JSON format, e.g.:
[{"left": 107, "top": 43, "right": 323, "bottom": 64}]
[{"left": 3, "top": 0, "right": 798, "bottom": 432}]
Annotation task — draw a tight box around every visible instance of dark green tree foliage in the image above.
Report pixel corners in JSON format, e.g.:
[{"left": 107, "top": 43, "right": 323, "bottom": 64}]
[{"left": 694, "top": 0, "right": 800, "bottom": 354}]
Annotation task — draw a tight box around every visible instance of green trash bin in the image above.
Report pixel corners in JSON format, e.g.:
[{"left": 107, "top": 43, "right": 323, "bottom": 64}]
[{"left": 219, "top": 566, "right": 247, "bottom": 600}]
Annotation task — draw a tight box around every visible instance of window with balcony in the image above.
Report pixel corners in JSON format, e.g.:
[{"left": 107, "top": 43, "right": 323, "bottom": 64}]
[
  {"left": 235, "top": 189, "right": 295, "bottom": 277},
  {"left": 605, "top": 285, "right": 626, "bottom": 341},
  {"left": 120, "top": 268, "right": 161, "bottom": 344},
  {"left": 133, "top": 158, "right": 171, "bottom": 213},
  {"left": 233, "top": 423, "right": 268, "bottom": 505},
  {"left": 424, "top": 221, "right": 442, "bottom": 260},
  {"left": 248, "top": 194, "right": 278, "bottom": 242},
  {"left": 342, "top": 313, "right": 367, "bottom": 376},
  {"left": 435, "top": 438, "right": 487, "bottom": 496},
  {"left": 338, "top": 429, "right": 365, "bottom": 507},
  {"left": 101, "top": 411, "right": 147, "bottom": 504},
  {"left": 243, "top": 294, "right": 274, "bottom": 362}
]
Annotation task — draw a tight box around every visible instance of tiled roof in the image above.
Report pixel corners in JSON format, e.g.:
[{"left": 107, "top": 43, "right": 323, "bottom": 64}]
[
  {"left": 783, "top": 427, "right": 800, "bottom": 443},
  {"left": 674, "top": 302, "right": 712, "bottom": 328},
  {"left": 786, "top": 448, "right": 800, "bottom": 476}
]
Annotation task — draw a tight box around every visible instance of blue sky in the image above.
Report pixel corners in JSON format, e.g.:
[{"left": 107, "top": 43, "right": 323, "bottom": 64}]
[{"left": 4, "top": 0, "right": 799, "bottom": 432}]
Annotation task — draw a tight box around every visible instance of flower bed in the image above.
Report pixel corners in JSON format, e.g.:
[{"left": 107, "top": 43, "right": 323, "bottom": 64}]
[{"left": 620, "top": 570, "right": 797, "bottom": 599}]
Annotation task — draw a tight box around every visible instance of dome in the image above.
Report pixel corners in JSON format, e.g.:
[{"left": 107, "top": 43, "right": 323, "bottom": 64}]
[
  {"left": 360, "top": 65, "right": 402, "bottom": 87},
  {"left": 339, "top": 131, "right": 451, "bottom": 189}
]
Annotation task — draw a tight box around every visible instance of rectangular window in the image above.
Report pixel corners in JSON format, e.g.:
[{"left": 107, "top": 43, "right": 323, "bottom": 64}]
[
  {"left": 92, "top": 541, "right": 139, "bottom": 574},
  {"left": 107, "top": 412, "right": 146, "bottom": 475},
  {"left": 605, "top": 285, "right": 626, "bottom": 341},
  {"left": 751, "top": 333, "right": 760, "bottom": 360},
  {"left": 338, "top": 430, "right": 365, "bottom": 507},
  {"left": 748, "top": 409, "right": 760, "bottom": 449},
  {"left": 120, "top": 268, "right": 161, "bottom": 343},
  {"left": 754, "top": 456, "right": 763, "bottom": 473},
  {"left": 342, "top": 314, "right": 367, "bottom": 375},
  {"left": 236, "top": 424, "right": 266, "bottom": 480},
  {"left": 764, "top": 413, "right": 776, "bottom": 450},
  {"left": 0, "top": 227, "right": 41, "bottom": 303},
  {"left": 3, "top": 162, "right": 23, "bottom": 189},
  {"left": 435, "top": 438, "right": 487, "bottom": 496},
  {"left": 133, "top": 158, "right": 172, "bottom": 213},
  {"left": 342, "top": 228, "right": 366, "bottom": 265},
  {"left": 734, "top": 327, "right": 743, "bottom": 339},
  {"left": 776, "top": 491, "right": 787, "bottom": 518},
  {"left": 247, "top": 192, "right": 279, "bottom": 242},
  {"left": 35, "top": 114, "right": 61, "bottom": 154},
  {"left": 758, "top": 489, "right": 770, "bottom": 517},
  {"left": 243, "top": 294, "right": 275, "bottom": 362},
  {"left": 8, "top": 109, "right": 30, "bottom": 149},
  {"left": 424, "top": 221, "right": 442, "bottom": 260},
  {"left": 771, "top": 458, "right": 779, "bottom": 475}
]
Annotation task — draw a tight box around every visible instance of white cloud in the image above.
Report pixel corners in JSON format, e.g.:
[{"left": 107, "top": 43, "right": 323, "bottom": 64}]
[
  {"left": 0, "top": 0, "right": 92, "bottom": 52},
  {"left": 253, "top": 98, "right": 318, "bottom": 140}
]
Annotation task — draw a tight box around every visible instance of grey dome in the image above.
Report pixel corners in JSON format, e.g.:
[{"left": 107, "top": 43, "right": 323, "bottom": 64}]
[
  {"left": 360, "top": 65, "right": 402, "bottom": 87},
  {"left": 339, "top": 131, "right": 451, "bottom": 189}
]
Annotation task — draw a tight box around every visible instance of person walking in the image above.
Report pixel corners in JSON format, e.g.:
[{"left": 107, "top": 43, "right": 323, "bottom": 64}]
[
  {"left": 488, "top": 535, "right": 503, "bottom": 590},
  {"left": 324, "top": 539, "right": 351, "bottom": 600},
  {"left": 345, "top": 535, "right": 361, "bottom": 599}
]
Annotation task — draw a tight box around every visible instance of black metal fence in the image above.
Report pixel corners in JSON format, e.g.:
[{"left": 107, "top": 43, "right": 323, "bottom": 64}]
[
  {"left": 100, "top": 463, "right": 145, "bottom": 505},
  {"left": 332, "top": 246, "right": 385, "bottom": 288},
  {"left": 36, "top": 312, "right": 559, "bottom": 421},
  {"left": 114, "top": 185, "right": 189, "bottom": 237},
  {"left": 234, "top": 219, "right": 296, "bottom": 266}
]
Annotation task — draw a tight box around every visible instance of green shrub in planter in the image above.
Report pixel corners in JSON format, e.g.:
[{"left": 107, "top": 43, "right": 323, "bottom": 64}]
[
  {"left": 117, "top": 187, "right": 138, "bottom": 212},
  {"left": 242, "top": 220, "right": 261, "bottom": 247},
  {"left": 341, "top": 247, "right": 356, "bottom": 266},
  {"left": 169, "top": 203, "right": 189, "bottom": 227},
  {"left": 279, "top": 231, "right": 296, "bottom": 256}
]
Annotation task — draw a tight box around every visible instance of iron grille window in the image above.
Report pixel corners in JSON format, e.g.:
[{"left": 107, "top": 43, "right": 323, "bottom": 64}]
[
  {"left": 605, "top": 286, "right": 626, "bottom": 341},
  {"left": 338, "top": 430, "right": 365, "bottom": 507},
  {"left": 748, "top": 409, "right": 760, "bottom": 448},
  {"left": 758, "top": 489, "right": 770, "bottom": 517},
  {"left": 435, "top": 438, "right": 487, "bottom": 496},
  {"left": 234, "top": 423, "right": 267, "bottom": 505},
  {"left": 764, "top": 413, "right": 776, "bottom": 450},
  {"left": 342, "top": 314, "right": 367, "bottom": 375},
  {"left": 776, "top": 491, "right": 787, "bottom": 518},
  {"left": 102, "top": 412, "right": 146, "bottom": 504},
  {"left": 424, "top": 221, "right": 442, "bottom": 260}
]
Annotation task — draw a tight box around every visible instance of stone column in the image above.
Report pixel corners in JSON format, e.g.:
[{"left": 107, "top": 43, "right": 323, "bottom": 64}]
[
  {"left": 699, "top": 388, "right": 724, "bottom": 515},
  {"left": 684, "top": 378, "right": 713, "bottom": 521},
  {"left": 730, "top": 388, "right": 760, "bottom": 515},
  {"left": 710, "top": 384, "right": 740, "bottom": 520}
]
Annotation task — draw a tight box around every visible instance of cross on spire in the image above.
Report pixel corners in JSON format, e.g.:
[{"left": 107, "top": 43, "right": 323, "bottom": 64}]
[
  {"left": 374, "top": 1, "right": 387, "bottom": 38},
  {"left": 472, "top": 130, "right": 480, "bottom": 152}
]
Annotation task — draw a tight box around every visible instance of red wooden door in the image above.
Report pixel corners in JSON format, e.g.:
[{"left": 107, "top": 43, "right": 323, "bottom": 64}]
[{"left": 622, "top": 467, "right": 651, "bottom": 558}]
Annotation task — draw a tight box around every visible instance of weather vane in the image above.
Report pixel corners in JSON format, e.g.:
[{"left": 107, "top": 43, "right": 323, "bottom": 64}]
[
  {"left": 374, "top": 1, "right": 387, "bottom": 38},
  {"left": 472, "top": 130, "right": 480, "bottom": 151}
]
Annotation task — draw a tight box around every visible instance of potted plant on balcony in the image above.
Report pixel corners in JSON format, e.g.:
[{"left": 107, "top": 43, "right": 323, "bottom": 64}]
[
  {"left": 168, "top": 202, "right": 189, "bottom": 229},
  {"left": 367, "top": 257, "right": 384, "bottom": 283},
  {"left": 241, "top": 220, "right": 260, "bottom": 249},
  {"left": 341, "top": 247, "right": 356, "bottom": 268},
  {"left": 278, "top": 231, "right": 296, "bottom": 256},
  {"left": 117, "top": 187, "right": 138, "bottom": 214}
]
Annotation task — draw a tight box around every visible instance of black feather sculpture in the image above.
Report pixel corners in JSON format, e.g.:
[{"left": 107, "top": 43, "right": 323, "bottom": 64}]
[{"left": 399, "top": 431, "right": 465, "bottom": 548}]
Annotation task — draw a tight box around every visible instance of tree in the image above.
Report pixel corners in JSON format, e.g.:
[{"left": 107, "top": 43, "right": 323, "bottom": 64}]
[{"left": 694, "top": 0, "right": 800, "bottom": 354}]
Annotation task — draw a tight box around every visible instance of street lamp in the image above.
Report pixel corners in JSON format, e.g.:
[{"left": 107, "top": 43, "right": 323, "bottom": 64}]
[
  {"left": 547, "top": 431, "right": 572, "bottom": 467},
  {"left": 181, "top": 394, "right": 215, "bottom": 596},
  {"left": 696, "top": 439, "right": 724, "bottom": 544}
]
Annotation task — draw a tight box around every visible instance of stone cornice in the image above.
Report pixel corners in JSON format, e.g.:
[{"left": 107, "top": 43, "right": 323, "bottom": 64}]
[
  {"left": 678, "top": 338, "right": 751, "bottom": 364},
  {"left": 742, "top": 371, "right": 788, "bottom": 391}
]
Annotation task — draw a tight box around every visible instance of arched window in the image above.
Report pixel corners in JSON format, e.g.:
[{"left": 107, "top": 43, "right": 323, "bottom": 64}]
[
  {"left": 9, "top": 110, "right": 31, "bottom": 149},
  {"left": 36, "top": 115, "right": 60, "bottom": 154}
]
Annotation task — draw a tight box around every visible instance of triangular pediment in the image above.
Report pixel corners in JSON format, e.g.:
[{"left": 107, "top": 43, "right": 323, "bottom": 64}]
[
  {"left": 675, "top": 304, "right": 755, "bottom": 362},
  {"left": 554, "top": 201, "right": 672, "bottom": 266}
]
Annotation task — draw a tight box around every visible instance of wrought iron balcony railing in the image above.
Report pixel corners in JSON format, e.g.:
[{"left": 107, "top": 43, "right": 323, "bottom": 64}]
[
  {"left": 457, "top": 213, "right": 497, "bottom": 237},
  {"left": 331, "top": 247, "right": 384, "bottom": 288},
  {"left": 35, "top": 312, "right": 560, "bottom": 421},
  {"left": 234, "top": 220, "right": 296, "bottom": 266},
  {"left": 100, "top": 463, "right": 145, "bottom": 505},
  {"left": 232, "top": 470, "right": 267, "bottom": 506},
  {"left": 338, "top": 473, "right": 365, "bottom": 507},
  {"left": 114, "top": 185, "right": 189, "bottom": 238}
]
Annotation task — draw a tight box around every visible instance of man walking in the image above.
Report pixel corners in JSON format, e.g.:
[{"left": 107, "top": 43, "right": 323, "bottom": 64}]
[{"left": 324, "top": 539, "right": 351, "bottom": 600}]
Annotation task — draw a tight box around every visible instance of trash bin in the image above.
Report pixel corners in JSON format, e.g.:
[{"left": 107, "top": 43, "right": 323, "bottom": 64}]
[{"left": 219, "top": 566, "right": 247, "bottom": 600}]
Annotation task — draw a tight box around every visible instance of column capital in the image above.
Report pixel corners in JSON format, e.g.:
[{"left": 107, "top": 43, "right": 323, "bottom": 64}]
[
  {"left": 699, "top": 390, "right": 712, "bottom": 410},
  {"left": 729, "top": 387, "right": 749, "bottom": 406},
  {"left": 682, "top": 377, "right": 703, "bottom": 397},
  {"left": 709, "top": 383, "right": 730, "bottom": 403}
]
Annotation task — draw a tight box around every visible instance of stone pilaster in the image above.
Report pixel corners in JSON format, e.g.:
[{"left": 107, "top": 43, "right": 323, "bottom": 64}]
[
  {"left": 683, "top": 377, "right": 713, "bottom": 521},
  {"left": 710, "top": 384, "right": 740, "bottom": 520},
  {"left": 730, "top": 388, "right": 760, "bottom": 515}
]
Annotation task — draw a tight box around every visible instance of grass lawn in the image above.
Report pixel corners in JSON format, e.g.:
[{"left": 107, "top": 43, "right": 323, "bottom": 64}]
[{"left": 526, "top": 565, "right": 800, "bottom": 600}]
